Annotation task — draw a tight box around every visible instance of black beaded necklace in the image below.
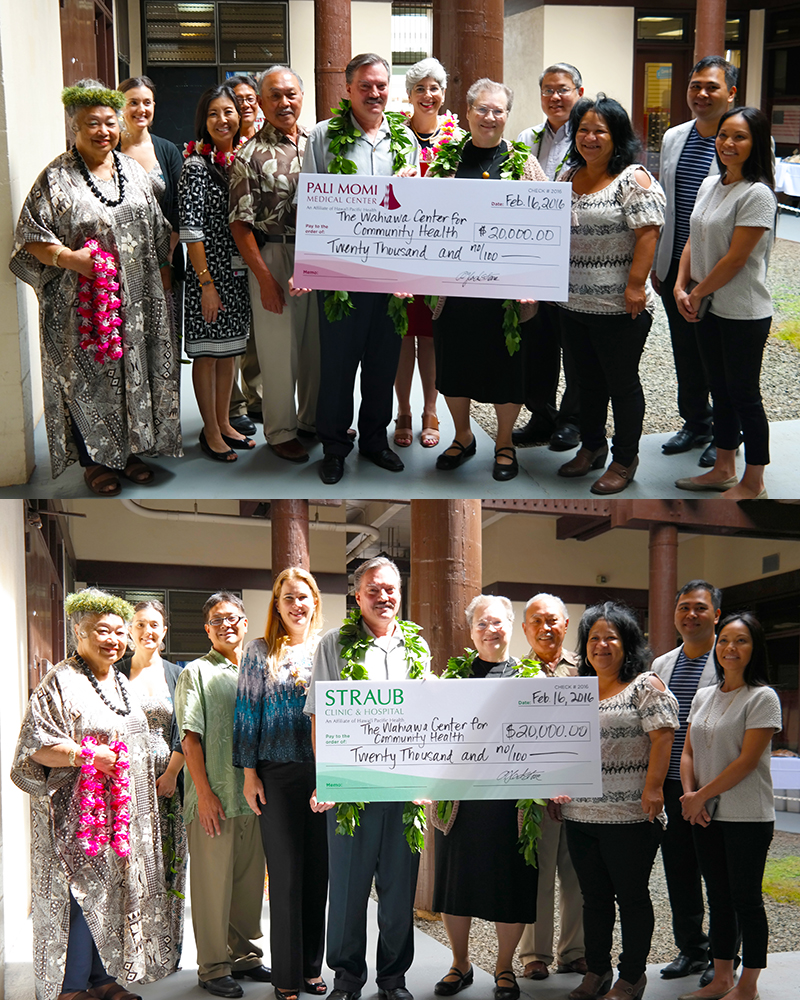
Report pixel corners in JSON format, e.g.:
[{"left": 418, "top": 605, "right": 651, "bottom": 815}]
[
  {"left": 73, "top": 147, "right": 126, "bottom": 207},
  {"left": 74, "top": 654, "right": 132, "bottom": 716}
]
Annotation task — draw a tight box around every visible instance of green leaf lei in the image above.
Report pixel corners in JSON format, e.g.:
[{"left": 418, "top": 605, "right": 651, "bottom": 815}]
[
  {"left": 334, "top": 608, "right": 428, "bottom": 851},
  {"left": 436, "top": 652, "right": 546, "bottom": 865},
  {"left": 324, "top": 100, "right": 415, "bottom": 337}
]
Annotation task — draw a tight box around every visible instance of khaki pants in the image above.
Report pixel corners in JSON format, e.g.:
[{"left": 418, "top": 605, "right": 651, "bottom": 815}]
[
  {"left": 187, "top": 813, "right": 266, "bottom": 981},
  {"left": 229, "top": 329, "right": 263, "bottom": 417},
  {"left": 249, "top": 242, "right": 320, "bottom": 444},
  {"left": 518, "top": 809, "right": 584, "bottom": 966}
]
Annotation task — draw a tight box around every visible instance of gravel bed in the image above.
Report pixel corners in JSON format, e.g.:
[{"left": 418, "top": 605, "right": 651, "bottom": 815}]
[
  {"left": 414, "top": 829, "right": 800, "bottom": 976},
  {"left": 472, "top": 236, "right": 800, "bottom": 441}
]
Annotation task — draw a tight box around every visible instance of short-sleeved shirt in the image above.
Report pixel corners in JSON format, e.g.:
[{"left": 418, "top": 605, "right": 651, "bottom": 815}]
[
  {"left": 689, "top": 176, "right": 776, "bottom": 321},
  {"left": 302, "top": 112, "right": 419, "bottom": 177},
  {"left": 561, "top": 671, "right": 679, "bottom": 826},
  {"left": 228, "top": 121, "right": 308, "bottom": 239},
  {"left": 561, "top": 163, "right": 666, "bottom": 315},
  {"left": 688, "top": 683, "right": 782, "bottom": 822},
  {"left": 529, "top": 647, "right": 580, "bottom": 678},
  {"left": 174, "top": 648, "right": 249, "bottom": 825}
]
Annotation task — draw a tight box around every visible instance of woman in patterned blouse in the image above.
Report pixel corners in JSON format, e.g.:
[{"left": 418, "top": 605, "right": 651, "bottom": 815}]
[
  {"left": 553, "top": 602, "right": 679, "bottom": 1000},
  {"left": 232, "top": 568, "right": 328, "bottom": 1000}
]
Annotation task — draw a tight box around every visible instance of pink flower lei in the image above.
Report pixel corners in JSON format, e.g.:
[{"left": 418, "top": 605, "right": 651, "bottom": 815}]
[
  {"left": 422, "top": 112, "right": 460, "bottom": 163},
  {"left": 183, "top": 137, "right": 246, "bottom": 168},
  {"left": 75, "top": 735, "right": 132, "bottom": 858},
  {"left": 76, "top": 239, "right": 123, "bottom": 364}
]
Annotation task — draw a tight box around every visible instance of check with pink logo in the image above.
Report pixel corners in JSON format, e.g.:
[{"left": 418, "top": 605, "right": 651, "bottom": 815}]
[{"left": 294, "top": 174, "right": 572, "bottom": 300}]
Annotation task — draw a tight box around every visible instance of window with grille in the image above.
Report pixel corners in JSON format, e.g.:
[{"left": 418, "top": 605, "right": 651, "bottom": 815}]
[{"left": 391, "top": 3, "right": 433, "bottom": 67}]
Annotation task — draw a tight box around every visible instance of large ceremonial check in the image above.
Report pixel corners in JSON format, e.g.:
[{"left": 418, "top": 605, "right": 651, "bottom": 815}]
[
  {"left": 315, "top": 676, "right": 602, "bottom": 802},
  {"left": 293, "top": 174, "right": 571, "bottom": 300}
]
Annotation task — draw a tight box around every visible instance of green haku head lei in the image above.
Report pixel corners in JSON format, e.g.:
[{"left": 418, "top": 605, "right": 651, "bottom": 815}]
[
  {"left": 62, "top": 85, "right": 126, "bottom": 112},
  {"left": 65, "top": 589, "right": 135, "bottom": 622}
]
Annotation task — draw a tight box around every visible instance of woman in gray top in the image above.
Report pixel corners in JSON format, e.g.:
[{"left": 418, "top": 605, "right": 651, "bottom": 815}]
[
  {"left": 680, "top": 612, "right": 782, "bottom": 1000},
  {"left": 674, "top": 107, "right": 776, "bottom": 500}
]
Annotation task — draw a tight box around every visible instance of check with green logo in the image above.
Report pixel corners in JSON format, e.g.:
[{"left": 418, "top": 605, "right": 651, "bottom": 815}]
[{"left": 316, "top": 677, "right": 602, "bottom": 801}]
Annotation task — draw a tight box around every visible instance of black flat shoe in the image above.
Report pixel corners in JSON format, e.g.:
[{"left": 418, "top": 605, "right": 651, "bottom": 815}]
[
  {"left": 221, "top": 433, "right": 256, "bottom": 450},
  {"left": 493, "top": 971, "right": 519, "bottom": 1000},
  {"left": 230, "top": 413, "right": 257, "bottom": 436},
  {"left": 232, "top": 965, "right": 272, "bottom": 982},
  {"left": 199, "top": 977, "right": 243, "bottom": 998},
  {"left": 661, "top": 427, "right": 712, "bottom": 454},
  {"left": 320, "top": 453, "right": 345, "bottom": 484},
  {"left": 360, "top": 447, "right": 404, "bottom": 472},
  {"left": 303, "top": 981, "right": 328, "bottom": 996},
  {"left": 435, "top": 966, "right": 474, "bottom": 996},
  {"left": 200, "top": 430, "right": 237, "bottom": 462},
  {"left": 661, "top": 954, "right": 708, "bottom": 979},
  {"left": 492, "top": 446, "right": 519, "bottom": 481},
  {"left": 436, "top": 436, "right": 476, "bottom": 470}
]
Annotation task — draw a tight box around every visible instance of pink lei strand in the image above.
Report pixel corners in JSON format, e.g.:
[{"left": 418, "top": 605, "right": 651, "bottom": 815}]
[
  {"left": 75, "top": 735, "right": 132, "bottom": 858},
  {"left": 76, "top": 239, "right": 123, "bottom": 364},
  {"left": 182, "top": 138, "right": 246, "bottom": 168},
  {"left": 421, "top": 112, "right": 460, "bottom": 163}
]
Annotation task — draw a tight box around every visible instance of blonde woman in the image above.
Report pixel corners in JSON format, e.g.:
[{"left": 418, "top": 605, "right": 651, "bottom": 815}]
[{"left": 233, "top": 569, "right": 328, "bottom": 1000}]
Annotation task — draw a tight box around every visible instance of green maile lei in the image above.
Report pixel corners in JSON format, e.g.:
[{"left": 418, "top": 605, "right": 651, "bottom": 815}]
[
  {"left": 324, "top": 100, "right": 416, "bottom": 337},
  {"left": 335, "top": 608, "right": 428, "bottom": 853},
  {"left": 436, "top": 649, "right": 546, "bottom": 867},
  {"left": 427, "top": 134, "right": 533, "bottom": 357}
]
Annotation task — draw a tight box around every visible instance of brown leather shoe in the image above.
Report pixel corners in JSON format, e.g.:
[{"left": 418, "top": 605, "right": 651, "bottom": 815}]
[
  {"left": 557, "top": 444, "right": 608, "bottom": 478},
  {"left": 270, "top": 438, "right": 309, "bottom": 463},
  {"left": 590, "top": 457, "right": 639, "bottom": 495},
  {"left": 604, "top": 975, "right": 646, "bottom": 1000},
  {"left": 568, "top": 971, "right": 612, "bottom": 1000},
  {"left": 523, "top": 961, "right": 549, "bottom": 980},
  {"left": 558, "top": 959, "right": 588, "bottom": 975}
]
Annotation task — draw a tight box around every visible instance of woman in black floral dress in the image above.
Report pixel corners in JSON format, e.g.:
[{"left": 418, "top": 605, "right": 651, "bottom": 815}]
[{"left": 179, "top": 84, "right": 253, "bottom": 462}]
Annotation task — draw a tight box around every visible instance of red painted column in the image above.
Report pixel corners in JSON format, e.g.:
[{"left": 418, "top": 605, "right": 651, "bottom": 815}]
[
  {"left": 648, "top": 523, "right": 678, "bottom": 657},
  {"left": 694, "top": 0, "right": 727, "bottom": 64},
  {"left": 315, "top": 0, "right": 351, "bottom": 122},
  {"left": 434, "top": 0, "right": 504, "bottom": 120},
  {"left": 271, "top": 500, "right": 310, "bottom": 574}
]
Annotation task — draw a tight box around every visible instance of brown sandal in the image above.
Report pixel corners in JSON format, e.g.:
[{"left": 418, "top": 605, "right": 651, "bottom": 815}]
[
  {"left": 122, "top": 454, "right": 155, "bottom": 484},
  {"left": 84, "top": 465, "right": 122, "bottom": 496},
  {"left": 393, "top": 413, "right": 413, "bottom": 447},
  {"left": 88, "top": 983, "right": 143, "bottom": 1000},
  {"left": 420, "top": 413, "right": 440, "bottom": 448}
]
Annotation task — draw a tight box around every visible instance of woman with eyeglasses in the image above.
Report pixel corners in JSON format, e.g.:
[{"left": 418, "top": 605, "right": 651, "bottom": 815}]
[{"left": 119, "top": 600, "right": 186, "bottom": 969}]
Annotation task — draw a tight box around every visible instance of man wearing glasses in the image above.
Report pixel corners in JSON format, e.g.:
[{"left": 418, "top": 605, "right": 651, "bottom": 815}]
[
  {"left": 175, "top": 592, "right": 271, "bottom": 998},
  {"left": 513, "top": 63, "right": 584, "bottom": 454}
]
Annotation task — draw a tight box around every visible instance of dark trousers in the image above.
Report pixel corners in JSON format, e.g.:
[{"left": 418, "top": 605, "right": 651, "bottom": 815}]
[
  {"left": 565, "top": 819, "right": 662, "bottom": 984},
  {"left": 695, "top": 312, "right": 771, "bottom": 466},
  {"left": 522, "top": 302, "right": 580, "bottom": 427},
  {"left": 692, "top": 821, "right": 773, "bottom": 969},
  {"left": 661, "top": 778, "right": 709, "bottom": 959},
  {"left": 326, "top": 801, "right": 420, "bottom": 992},
  {"left": 559, "top": 307, "right": 651, "bottom": 466},
  {"left": 256, "top": 761, "right": 328, "bottom": 989},
  {"left": 661, "top": 259, "right": 713, "bottom": 436},
  {"left": 62, "top": 891, "right": 114, "bottom": 992},
  {"left": 316, "top": 291, "right": 402, "bottom": 456}
]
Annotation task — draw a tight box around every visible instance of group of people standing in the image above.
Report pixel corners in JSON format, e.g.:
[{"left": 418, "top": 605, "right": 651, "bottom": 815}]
[
  {"left": 10, "top": 45, "right": 777, "bottom": 497},
  {"left": 12, "top": 563, "right": 781, "bottom": 1000}
]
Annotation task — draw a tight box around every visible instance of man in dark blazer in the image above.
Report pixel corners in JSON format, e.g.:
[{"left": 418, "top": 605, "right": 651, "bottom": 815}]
[
  {"left": 652, "top": 56, "right": 736, "bottom": 468},
  {"left": 653, "top": 579, "right": 721, "bottom": 983}
]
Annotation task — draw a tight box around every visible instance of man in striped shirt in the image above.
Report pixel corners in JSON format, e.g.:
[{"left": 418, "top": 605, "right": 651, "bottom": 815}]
[
  {"left": 653, "top": 579, "right": 721, "bottom": 983},
  {"left": 652, "top": 57, "right": 737, "bottom": 469}
]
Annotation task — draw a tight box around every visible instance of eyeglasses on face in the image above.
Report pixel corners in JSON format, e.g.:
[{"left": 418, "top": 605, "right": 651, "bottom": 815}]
[
  {"left": 207, "top": 614, "right": 245, "bottom": 628},
  {"left": 541, "top": 87, "right": 575, "bottom": 97},
  {"left": 473, "top": 105, "right": 508, "bottom": 118}
]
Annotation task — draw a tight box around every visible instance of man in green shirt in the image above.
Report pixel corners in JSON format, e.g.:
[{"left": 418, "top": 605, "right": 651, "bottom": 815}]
[{"left": 175, "top": 591, "right": 270, "bottom": 998}]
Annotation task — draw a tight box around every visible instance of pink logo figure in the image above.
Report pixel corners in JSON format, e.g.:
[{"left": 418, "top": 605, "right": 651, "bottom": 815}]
[{"left": 380, "top": 183, "right": 401, "bottom": 210}]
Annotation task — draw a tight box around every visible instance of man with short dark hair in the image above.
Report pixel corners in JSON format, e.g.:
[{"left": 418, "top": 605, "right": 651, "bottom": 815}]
[
  {"left": 654, "top": 57, "right": 737, "bottom": 469},
  {"left": 653, "top": 580, "right": 721, "bottom": 982},
  {"left": 175, "top": 591, "right": 270, "bottom": 998}
]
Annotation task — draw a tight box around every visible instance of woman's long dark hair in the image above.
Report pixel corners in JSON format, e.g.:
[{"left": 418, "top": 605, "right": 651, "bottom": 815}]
[
  {"left": 713, "top": 611, "right": 770, "bottom": 687},
  {"left": 577, "top": 601, "right": 652, "bottom": 682},
  {"left": 715, "top": 106, "right": 775, "bottom": 189},
  {"left": 567, "top": 94, "right": 642, "bottom": 177},
  {"left": 193, "top": 84, "right": 241, "bottom": 186}
]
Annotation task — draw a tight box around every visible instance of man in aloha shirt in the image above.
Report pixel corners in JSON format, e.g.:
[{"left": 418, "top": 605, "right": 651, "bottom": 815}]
[{"left": 229, "top": 65, "right": 320, "bottom": 464}]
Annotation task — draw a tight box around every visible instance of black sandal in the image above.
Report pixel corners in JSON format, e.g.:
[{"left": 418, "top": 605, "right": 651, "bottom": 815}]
[
  {"left": 200, "top": 430, "right": 237, "bottom": 462},
  {"left": 436, "top": 436, "right": 476, "bottom": 471},
  {"left": 303, "top": 981, "right": 328, "bottom": 996},
  {"left": 221, "top": 433, "right": 256, "bottom": 450},
  {"left": 493, "top": 971, "right": 519, "bottom": 1000},
  {"left": 275, "top": 989, "right": 300, "bottom": 1000},
  {"left": 492, "top": 446, "right": 519, "bottom": 482},
  {"left": 435, "top": 965, "right": 474, "bottom": 996}
]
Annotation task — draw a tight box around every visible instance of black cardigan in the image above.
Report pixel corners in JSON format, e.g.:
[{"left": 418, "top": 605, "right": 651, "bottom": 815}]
[{"left": 151, "top": 133, "right": 183, "bottom": 230}]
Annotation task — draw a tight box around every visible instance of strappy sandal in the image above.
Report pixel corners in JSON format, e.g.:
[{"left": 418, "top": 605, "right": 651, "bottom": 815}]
[
  {"left": 275, "top": 989, "right": 300, "bottom": 1000},
  {"left": 420, "top": 413, "right": 440, "bottom": 448},
  {"left": 303, "top": 981, "right": 328, "bottom": 996},
  {"left": 88, "top": 983, "right": 143, "bottom": 1000},
  {"left": 393, "top": 413, "right": 413, "bottom": 447},
  {"left": 493, "top": 971, "right": 519, "bottom": 1000},
  {"left": 200, "top": 429, "right": 237, "bottom": 462},
  {"left": 84, "top": 465, "right": 122, "bottom": 496},
  {"left": 122, "top": 455, "right": 155, "bottom": 484},
  {"left": 435, "top": 965, "right": 474, "bottom": 996}
]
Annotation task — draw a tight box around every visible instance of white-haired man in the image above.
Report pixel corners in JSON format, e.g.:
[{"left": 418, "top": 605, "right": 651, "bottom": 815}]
[{"left": 517, "top": 593, "right": 585, "bottom": 980}]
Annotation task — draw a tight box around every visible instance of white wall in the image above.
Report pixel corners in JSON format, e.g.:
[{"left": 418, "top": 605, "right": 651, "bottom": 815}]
[
  {"left": 351, "top": 3, "right": 392, "bottom": 67},
  {"left": 505, "top": 7, "right": 544, "bottom": 146},
  {"left": 289, "top": 0, "right": 318, "bottom": 127}
]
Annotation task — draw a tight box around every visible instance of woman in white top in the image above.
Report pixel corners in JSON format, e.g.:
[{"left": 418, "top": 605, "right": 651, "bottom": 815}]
[
  {"left": 552, "top": 602, "right": 678, "bottom": 1000},
  {"left": 679, "top": 612, "right": 782, "bottom": 1000},
  {"left": 674, "top": 107, "right": 776, "bottom": 500}
]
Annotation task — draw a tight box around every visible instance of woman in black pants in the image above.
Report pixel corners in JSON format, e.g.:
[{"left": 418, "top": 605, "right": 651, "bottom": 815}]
[
  {"left": 553, "top": 603, "right": 679, "bottom": 1000},
  {"left": 233, "top": 568, "right": 328, "bottom": 1000},
  {"left": 679, "top": 612, "right": 781, "bottom": 1000}
]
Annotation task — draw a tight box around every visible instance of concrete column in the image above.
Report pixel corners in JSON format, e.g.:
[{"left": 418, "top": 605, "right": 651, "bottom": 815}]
[
  {"left": 410, "top": 499, "right": 482, "bottom": 912},
  {"left": 694, "top": 0, "right": 727, "bottom": 65},
  {"left": 271, "top": 500, "right": 310, "bottom": 574},
  {"left": 315, "top": 0, "right": 351, "bottom": 123},
  {"left": 434, "top": 0, "right": 504, "bottom": 120},
  {"left": 648, "top": 523, "right": 678, "bottom": 657}
]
